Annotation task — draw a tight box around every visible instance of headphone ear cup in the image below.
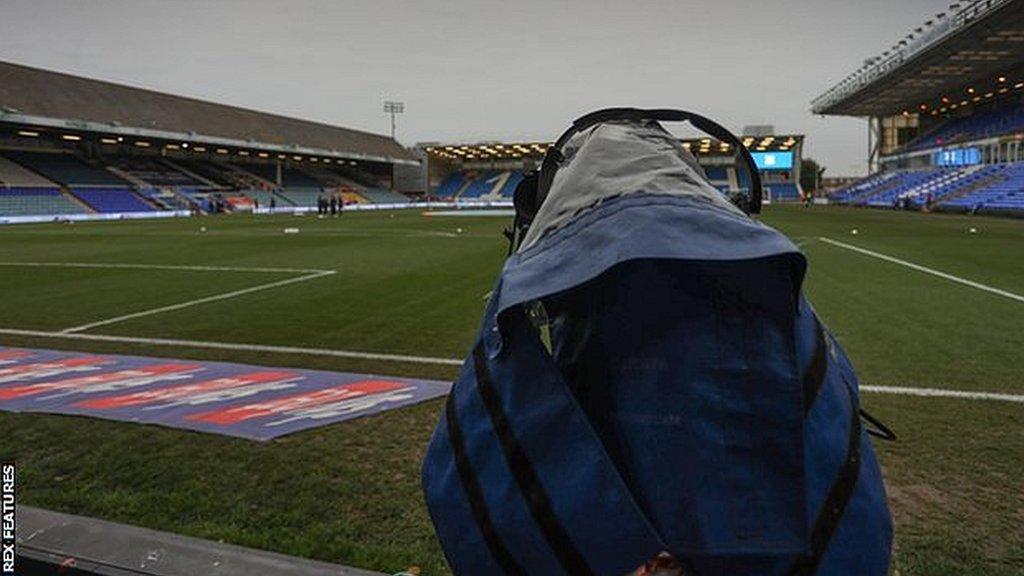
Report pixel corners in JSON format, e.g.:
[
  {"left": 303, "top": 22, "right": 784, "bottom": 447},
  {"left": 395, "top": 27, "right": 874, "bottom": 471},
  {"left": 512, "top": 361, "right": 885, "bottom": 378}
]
[
  {"left": 513, "top": 171, "right": 540, "bottom": 223},
  {"left": 505, "top": 171, "right": 540, "bottom": 255}
]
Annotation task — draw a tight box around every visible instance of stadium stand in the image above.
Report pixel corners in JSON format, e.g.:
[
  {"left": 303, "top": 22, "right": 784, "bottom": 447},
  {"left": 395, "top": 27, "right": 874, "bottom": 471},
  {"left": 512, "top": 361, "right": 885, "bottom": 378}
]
[
  {"left": 110, "top": 157, "right": 204, "bottom": 187},
  {"left": 328, "top": 171, "right": 408, "bottom": 204},
  {"left": 274, "top": 165, "right": 375, "bottom": 204},
  {"left": 0, "top": 187, "right": 88, "bottom": 216},
  {"left": 868, "top": 170, "right": 954, "bottom": 207},
  {"left": 831, "top": 169, "right": 953, "bottom": 206},
  {"left": 81, "top": 155, "right": 410, "bottom": 209},
  {"left": 828, "top": 172, "right": 899, "bottom": 204},
  {"left": 341, "top": 191, "right": 369, "bottom": 205},
  {"left": 829, "top": 161, "right": 1024, "bottom": 213},
  {"left": 500, "top": 170, "right": 525, "bottom": 197},
  {"left": 1, "top": 151, "right": 129, "bottom": 187},
  {"left": 70, "top": 188, "right": 155, "bottom": 213},
  {"left": 274, "top": 189, "right": 323, "bottom": 207},
  {"left": 908, "top": 106, "right": 1024, "bottom": 152},
  {"left": 220, "top": 162, "right": 277, "bottom": 188},
  {"left": 338, "top": 168, "right": 388, "bottom": 190},
  {"left": 903, "top": 166, "right": 1008, "bottom": 206},
  {"left": 459, "top": 170, "right": 501, "bottom": 198},
  {"left": 431, "top": 169, "right": 525, "bottom": 199},
  {"left": 296, "top": 165, "right": 348, "bottom": 187},
  {"left": 0, "top": 60, "right": 413, "bottom": 165},
  {"left": 355, "top": 187, "right": 411, "bottom": 203},
  {"left": 0, "top": 61, "right": 414, "bottom": 218},
  {"left": 166, "top": 160, "right": 290, "bottom": 212},
  {"left": 424, "top": 135, "right": 803, "bottom": 203},
  {"left": 821, "top": 103, "right": 1024, "bottom": 215},
  {"left": 811, "top": 1, "right": 1024, "bottom": 216},
  {"left": 127, "top": 159, "right": 409, "bottom": 207},
  {"left": 244, "top": 189, "right": 294, "bottom": 207},
  {"left": 137, "top": 188, "right": 195, "bottom": 211},
  {"left": 0, "top": 152, "right": 93, "bottom": 217},
  {"left": 434, "top": 171, "right": 468, "bottom": 198},
  {"left": 0, "top": 154, "right": 58, "bottom": 187},
  {"left": 236, "top": 162, "right": 323, "bottom": 188},
  {"left": 167, "top": 159, "right": 236, "bottom": 188},
  {"left": 941, "top": 162, "right": 1024, "bottom": 212}
]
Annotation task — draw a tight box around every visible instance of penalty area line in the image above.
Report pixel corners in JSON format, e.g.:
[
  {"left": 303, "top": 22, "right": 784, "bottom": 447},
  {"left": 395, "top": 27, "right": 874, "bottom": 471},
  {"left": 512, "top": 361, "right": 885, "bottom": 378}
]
[
  {"left": 0, "top": 328, "right": 464, "bottom": 367},
  {"left": 59, "top": 270, "right": 337, "bottom": 334},
  {"left": 819, "top": 237, "right": 1024, "bottom": 305}
]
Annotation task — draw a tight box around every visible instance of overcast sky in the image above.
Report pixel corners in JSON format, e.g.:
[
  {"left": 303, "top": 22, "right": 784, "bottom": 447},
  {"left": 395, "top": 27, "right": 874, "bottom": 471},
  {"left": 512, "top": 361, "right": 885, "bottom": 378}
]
[{"left": 1, "top": 0, "right": 950, "bottom": 176}]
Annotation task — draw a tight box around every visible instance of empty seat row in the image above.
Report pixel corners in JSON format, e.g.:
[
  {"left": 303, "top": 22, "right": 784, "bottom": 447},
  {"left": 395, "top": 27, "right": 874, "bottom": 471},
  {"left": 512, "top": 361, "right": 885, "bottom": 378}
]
[
  {"left": 0, "top": 155, "right": 57, "bottom": 187},
  {"left": 909, "top": 106, "right": 1024, "bottom": 152},
  {"left": 432, "top": 170, "right": 525, "bottom": 199},
  {"left": 0, "top": 187, "right": 87, "bottom": 216},
  {"left": 2, "top": 151, "right": 129, "bottom": 187},
  {"left": 70, "top": 188, "right": 155, "bottom": 213},
  {"left": 836, "top": 162, "right": 1024, "bottom": 213}
]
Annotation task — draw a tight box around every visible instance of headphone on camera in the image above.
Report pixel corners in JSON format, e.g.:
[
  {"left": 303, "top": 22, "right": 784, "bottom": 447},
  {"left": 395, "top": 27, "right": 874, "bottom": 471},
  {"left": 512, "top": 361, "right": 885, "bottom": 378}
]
[{"left": 506, "top": 107, "right": 763, "bottom": 254}]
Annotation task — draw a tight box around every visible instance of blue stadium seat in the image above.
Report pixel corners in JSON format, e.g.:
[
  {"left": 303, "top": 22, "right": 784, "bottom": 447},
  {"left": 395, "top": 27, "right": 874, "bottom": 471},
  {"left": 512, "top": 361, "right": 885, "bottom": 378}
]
[
  {"left": 836, "top": 162, "right": 1024, "bottom": 214},
  {"left": 0, "top": 187, "right": 88, "bottom": 216},
  {"left": 239, "top": 163, "right": 324, "bottom": 188},
  {"left": 909, "top": 106, "right": 1024, "bottom": 151},
  {"left": 499, "top": 171, "right": 525, "bottom": 196},
  {"left": 71, "top": 188, "right": 155, "bottom": 213},
  {"left": 435, "top": 170, "right": 524, "bottom": 199},
  {"left": 459, "top": 171, "right": 502, "bottom": 198},
  {"left": 943, "top": 162, "right": 1024, "bottom": 211},
  {"left": 434, "top": 172, "right": 466, "bottom": 197}
]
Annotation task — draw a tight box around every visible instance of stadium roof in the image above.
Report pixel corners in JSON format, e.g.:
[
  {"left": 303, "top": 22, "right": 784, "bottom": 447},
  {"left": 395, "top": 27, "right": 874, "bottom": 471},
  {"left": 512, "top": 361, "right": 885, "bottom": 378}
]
[
  {"left": 812, "top": 0, "right": 1024, "bottom": 117},
  {"left": 0, "top": 60, "right": 415, "bottom": 165},
  {"left": 425, "top": 135, "right": 802, "bottom": 162}
]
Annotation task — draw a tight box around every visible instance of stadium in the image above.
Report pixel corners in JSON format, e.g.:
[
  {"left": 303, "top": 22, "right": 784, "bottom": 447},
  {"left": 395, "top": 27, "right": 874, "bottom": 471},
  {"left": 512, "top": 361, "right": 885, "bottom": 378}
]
[
  {"left": 819, "top": 0, "right": 1024, "bottom": 214},
  {"left": 0, "top": 1, "right": 1022, "bottom": 576},
  {"left": 0, "top": 60, "right": 414, "bottom": 220},
  {"left": 419, "top": 133, "right": 804, "bottom": 203},
  {"left": 0, "top": 57, "right": 805, "bottom": 219}
]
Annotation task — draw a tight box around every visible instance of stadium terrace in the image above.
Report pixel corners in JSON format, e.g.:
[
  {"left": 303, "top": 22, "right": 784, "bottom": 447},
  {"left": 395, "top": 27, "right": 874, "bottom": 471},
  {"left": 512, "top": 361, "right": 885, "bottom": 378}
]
[
  {"left": 0, "top": 58, "right": 812, "bottom": 224},
  {"left": 1, "top": 1, "right": 1024, "bottom": 572},
  {"left": 0, "top": 60, "right": 416, "bottom": 222},
  {"left": 421, "top": 134, "right": 806, "bottom": 203},
  {"left": 814, "top": 0, "right": 1024, "bottom": 215}
]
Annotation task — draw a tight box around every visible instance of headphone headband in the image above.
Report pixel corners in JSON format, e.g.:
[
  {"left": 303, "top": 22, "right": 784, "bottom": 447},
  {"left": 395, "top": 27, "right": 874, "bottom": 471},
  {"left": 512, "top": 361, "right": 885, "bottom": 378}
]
[
  {"left": 506, "top": 108, "right": 763, "bottom": 255},
  {"left": 537, "top": 107, "right": 761, "bottom": 214}
]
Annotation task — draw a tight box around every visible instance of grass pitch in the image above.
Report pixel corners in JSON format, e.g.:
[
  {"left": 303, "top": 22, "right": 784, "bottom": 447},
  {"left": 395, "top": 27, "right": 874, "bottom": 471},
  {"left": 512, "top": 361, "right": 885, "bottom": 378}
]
[{"left": 0, "top": 205, "right": 1022, "bottom": 575}]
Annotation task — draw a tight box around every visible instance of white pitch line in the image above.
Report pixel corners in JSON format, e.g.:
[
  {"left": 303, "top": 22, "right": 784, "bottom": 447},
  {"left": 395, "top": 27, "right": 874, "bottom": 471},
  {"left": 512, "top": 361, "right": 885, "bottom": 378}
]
[
  {"left": 2, "top": 328, "right": 1023, "bottom": 399},
  {"left": 59, "top": 271, "right": 336, "bottom": 334},
  {"left": 0, "top": 328, "right": 463, "bottom": 366},
  {"left": 861, "top": 385, "right": 1024, "bottom": 404},
  {"left": 0, "top": 261, "right": 332, "bottom": 274},
  {"left": 819, "top": 237, "right": 1024, "bottom": 304}
]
